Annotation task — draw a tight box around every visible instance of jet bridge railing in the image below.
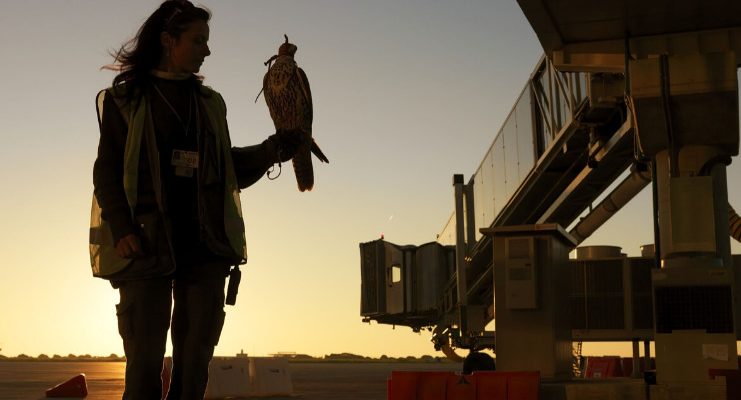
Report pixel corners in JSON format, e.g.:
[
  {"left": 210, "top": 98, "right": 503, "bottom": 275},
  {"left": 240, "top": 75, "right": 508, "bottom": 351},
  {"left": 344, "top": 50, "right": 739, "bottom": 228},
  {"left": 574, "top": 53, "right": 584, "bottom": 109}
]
[
  {"left": 532, "top": 56, "right": 588, "bottom": 151},
  {"left": 437, "top": 57, "right": 588, "bottom": 246}
]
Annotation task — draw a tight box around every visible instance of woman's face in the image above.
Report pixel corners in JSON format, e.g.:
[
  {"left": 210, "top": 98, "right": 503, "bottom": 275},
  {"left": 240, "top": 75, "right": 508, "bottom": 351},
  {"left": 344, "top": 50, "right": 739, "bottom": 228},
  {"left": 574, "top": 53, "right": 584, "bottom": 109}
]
[{"left": 166, "top": 19, "right": 211, "bottom": 74}]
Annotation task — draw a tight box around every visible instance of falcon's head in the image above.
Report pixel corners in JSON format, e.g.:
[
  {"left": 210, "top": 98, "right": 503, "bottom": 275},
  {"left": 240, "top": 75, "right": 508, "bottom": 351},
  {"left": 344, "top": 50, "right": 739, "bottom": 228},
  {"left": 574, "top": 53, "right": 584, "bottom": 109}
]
[{"left": 278, "top": 34, "right": 297, "bottom": 57}]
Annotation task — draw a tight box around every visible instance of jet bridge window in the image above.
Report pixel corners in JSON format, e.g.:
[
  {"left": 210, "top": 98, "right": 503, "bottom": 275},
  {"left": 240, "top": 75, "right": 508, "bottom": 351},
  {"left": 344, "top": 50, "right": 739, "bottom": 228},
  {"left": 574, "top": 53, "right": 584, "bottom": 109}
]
[{"left": 391, "top": 264, "right": 401, "bottom": 284}]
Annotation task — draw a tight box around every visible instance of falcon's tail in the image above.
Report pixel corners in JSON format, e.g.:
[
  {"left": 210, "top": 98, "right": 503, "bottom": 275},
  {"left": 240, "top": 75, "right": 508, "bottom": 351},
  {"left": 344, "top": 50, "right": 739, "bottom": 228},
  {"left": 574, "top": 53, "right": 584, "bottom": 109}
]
[{"left": 293, "top": 149, "right": 314, "bottom": 192}]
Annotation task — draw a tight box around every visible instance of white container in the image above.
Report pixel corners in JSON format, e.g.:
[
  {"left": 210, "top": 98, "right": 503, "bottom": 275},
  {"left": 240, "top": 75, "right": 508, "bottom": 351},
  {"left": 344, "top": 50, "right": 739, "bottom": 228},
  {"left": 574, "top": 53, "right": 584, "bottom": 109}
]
[
  {"left": 204, "top": 357, "right": 251, "bottom": 399},
  {"left": 249, "top": 357, "right": 293, "bottom": 396}
]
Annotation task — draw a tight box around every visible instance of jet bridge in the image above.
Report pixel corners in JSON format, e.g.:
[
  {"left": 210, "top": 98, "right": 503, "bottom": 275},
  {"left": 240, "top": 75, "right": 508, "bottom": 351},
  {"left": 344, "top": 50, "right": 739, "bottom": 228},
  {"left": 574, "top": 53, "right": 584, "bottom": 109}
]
[
  {"left": 360, "top": 0, "right": 741, "bottom": 391},
  {"left": 360, "top": 55, "right": 639, "bottom": 347}
]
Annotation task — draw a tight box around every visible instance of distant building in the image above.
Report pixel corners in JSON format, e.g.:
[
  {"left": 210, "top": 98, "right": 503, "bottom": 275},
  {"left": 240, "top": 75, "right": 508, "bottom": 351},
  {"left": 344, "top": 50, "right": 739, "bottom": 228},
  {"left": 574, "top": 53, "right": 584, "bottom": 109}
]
[{"left": 269, "top": 352, "right": 298, "bottom": 358}]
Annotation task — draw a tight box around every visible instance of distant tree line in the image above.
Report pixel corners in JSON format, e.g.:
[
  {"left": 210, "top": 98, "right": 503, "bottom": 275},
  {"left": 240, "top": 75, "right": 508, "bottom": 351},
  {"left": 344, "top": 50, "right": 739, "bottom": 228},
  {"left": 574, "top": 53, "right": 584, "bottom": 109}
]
[
  {"left": 0, "top": 352, "right": 454, "bottom": 363},
  {"left": 0, "top": 353, "right": 125, "bottom": 362}
]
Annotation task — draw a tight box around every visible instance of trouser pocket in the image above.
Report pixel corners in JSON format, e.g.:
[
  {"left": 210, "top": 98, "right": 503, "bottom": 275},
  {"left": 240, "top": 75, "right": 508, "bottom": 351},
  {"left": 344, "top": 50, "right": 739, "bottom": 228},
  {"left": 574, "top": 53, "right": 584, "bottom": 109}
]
[
  {"left": 207, "top": 308, "right": 226, "bottom": 347},
  {"left": 115, "top": 299, "right": 135, "bottom": 340}
]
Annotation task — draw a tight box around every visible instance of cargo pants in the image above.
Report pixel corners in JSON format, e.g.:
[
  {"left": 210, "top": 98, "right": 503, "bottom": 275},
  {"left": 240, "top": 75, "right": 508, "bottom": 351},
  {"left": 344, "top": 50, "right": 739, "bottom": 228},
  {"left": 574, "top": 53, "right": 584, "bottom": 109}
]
[{"left": 115, "top": 266, "right": 228, "bottom": 400}]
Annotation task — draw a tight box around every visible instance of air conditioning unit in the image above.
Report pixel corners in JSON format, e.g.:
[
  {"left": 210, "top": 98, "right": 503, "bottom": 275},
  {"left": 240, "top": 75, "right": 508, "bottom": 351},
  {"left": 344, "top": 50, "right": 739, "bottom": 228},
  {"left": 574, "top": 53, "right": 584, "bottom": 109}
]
[{"left": 652, "top": 264, "right": 738, "bottom": 383}]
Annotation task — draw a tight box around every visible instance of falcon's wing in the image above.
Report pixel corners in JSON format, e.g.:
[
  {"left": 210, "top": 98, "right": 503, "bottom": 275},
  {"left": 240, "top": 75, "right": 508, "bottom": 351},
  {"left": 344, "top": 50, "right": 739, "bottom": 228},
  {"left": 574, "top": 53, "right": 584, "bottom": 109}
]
[
  {"left": 296, "top": 67, "right": 313, "bottom": 125},
  {"left": 296, "top": 66, "right": 327, "bottom": 163}
]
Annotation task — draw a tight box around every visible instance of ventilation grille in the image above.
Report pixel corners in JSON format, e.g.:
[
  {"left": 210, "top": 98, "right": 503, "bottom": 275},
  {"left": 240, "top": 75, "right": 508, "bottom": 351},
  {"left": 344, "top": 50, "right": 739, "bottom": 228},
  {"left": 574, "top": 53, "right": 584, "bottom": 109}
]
[
  {"left": 655, "top": 286, "right": 733, "bottom": 334},
  {"left": 630, "top": 258, "right": 654, "bottom": 329},
  {"left": 570, "top": 260, "right": 625, "bottom": 329}
]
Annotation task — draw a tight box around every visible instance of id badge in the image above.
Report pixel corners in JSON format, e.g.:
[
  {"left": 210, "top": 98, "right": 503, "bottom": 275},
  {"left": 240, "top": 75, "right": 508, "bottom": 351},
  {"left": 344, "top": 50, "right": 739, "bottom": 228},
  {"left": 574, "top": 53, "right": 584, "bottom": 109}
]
[{"left": 172, "top": 150, "right": 199, "bottom": 177}]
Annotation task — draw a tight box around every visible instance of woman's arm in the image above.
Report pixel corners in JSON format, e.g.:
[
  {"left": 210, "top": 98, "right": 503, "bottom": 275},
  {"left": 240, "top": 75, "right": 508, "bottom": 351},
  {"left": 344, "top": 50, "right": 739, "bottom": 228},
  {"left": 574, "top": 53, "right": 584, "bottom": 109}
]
[{"left": 231, "top": 141, "right": 276, "bottom": 189}]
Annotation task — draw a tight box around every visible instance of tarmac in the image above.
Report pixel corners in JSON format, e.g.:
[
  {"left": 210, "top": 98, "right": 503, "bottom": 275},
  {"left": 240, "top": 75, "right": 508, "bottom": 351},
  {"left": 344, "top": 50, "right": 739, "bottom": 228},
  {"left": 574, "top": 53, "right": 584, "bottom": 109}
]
[{"left": 0, "top": 360, "right": 461, "bottom": 400}]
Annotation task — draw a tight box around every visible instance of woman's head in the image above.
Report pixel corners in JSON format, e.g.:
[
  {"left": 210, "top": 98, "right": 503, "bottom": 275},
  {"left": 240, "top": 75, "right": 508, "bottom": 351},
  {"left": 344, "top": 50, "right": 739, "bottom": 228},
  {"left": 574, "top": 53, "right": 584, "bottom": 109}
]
[{"left": 108, "top": 1, "right": 211, "bottom": 86}]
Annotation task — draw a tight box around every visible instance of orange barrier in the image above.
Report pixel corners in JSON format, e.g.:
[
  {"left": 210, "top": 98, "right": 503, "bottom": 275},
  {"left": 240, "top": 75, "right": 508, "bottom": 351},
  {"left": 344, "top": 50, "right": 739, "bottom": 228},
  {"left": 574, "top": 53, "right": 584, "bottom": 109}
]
[
  {"left": 445, "top": 374, "right": 475, "bottom": 400},
  {"left": 507, "top": 373, "right": 540, "bottom": 399},
  {"left": 45, "top": 374, "right": 88, "bottom": 398},
  {"left": 476, "top": 372, "right": 507, "bottom": 399},
  {"left": 584, "top": 356, "right": 623, "bottom": 378},
  {"left": 709, "top": 368, "right": 741, "bottom": 400},
  {"left": 388, "top": 371, "right": 539, "bottom": 400},
  {"left": 418, "top": 372, "right": 448, "bottom": 400},
  {"left": 388, "top": 371, "right": 424, "bottom": 400}
]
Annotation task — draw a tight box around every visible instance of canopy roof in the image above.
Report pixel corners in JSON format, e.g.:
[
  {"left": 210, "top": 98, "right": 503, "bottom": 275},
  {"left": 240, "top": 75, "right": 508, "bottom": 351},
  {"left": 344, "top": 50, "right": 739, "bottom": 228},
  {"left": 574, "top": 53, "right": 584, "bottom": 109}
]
[{"left": 518, "top": 0, "right": 741, "bottom": 55}]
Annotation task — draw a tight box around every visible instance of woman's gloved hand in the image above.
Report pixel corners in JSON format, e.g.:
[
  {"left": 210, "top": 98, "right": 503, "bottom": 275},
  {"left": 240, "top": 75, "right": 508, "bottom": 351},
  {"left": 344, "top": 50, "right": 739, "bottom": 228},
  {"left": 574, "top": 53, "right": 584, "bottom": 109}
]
[{"left": 266, "top": 128, "right": 304, "bottom": 163}]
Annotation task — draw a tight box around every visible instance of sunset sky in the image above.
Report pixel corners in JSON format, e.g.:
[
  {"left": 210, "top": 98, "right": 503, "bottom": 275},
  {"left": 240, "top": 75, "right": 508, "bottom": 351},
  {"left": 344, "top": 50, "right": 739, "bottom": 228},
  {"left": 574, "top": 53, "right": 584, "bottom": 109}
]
[{"left": 0, "top": 0, "right": 740, "bottom": 360}]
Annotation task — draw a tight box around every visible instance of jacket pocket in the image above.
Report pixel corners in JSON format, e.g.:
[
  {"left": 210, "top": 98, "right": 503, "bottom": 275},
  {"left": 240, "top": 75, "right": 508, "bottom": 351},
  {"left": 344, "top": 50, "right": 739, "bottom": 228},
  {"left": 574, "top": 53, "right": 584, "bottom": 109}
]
[
  {"left": 107, "top": 212, "right": 174, "bottom": 281},
  {"left": 135, "top": 212, "right": 160, "bottom": 257}
]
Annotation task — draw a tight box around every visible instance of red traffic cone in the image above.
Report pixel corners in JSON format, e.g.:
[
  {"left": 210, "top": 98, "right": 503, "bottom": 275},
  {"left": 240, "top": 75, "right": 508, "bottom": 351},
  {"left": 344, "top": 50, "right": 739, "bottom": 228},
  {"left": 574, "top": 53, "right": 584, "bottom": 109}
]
[{"left": 46, "top": 373, "right": 88, "bottom": 398}]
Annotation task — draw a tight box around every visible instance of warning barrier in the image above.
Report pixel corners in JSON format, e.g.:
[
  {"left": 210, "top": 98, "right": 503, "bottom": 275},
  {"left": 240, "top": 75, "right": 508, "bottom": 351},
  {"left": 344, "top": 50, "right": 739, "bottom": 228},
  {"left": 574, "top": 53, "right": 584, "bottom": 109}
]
[
  {"left": 164, "top": 356, "right": 291, "bottom": 399},
  {"left": 584, "top": 356, "right": 623, "bottom": 378},
  {"left": 205, "top": 357, "right": 251, "bottom": 399},
  {"left": 387, "top": 371, "right": 539, "bottom": 400},
  {"left": 248, "top": 357, "right": 293, "bottom": 397}
]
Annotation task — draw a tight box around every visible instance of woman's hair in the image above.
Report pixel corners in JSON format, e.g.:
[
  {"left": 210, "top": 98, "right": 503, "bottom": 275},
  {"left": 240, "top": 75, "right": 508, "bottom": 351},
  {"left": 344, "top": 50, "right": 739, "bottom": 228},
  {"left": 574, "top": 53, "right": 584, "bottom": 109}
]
[{"left": 105, "top": 1, "right": 210, "bottom": 89}]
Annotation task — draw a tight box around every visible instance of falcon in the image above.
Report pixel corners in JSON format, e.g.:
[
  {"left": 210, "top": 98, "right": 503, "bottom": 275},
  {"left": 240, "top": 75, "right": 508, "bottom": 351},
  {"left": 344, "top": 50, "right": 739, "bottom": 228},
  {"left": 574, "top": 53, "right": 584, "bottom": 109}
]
[{"left": 261, "top": 35, "right": 328, "bottom": 191}]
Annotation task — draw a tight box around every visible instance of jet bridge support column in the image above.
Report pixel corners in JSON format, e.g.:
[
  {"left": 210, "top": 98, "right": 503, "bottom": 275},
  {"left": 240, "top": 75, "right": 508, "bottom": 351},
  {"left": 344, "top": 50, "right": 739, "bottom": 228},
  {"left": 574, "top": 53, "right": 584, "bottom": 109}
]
[
  {"left": 630, "top": 51, "right": 740, "bottom": 385},
  {"left": 453, "top": 174, "right": 488, "bottom": 349},
  {"left": 481, "top": 224, "right": 576, "bottom": 380},
  {"left": 453, "top": 174, "right": 469, "bottom": 339}
]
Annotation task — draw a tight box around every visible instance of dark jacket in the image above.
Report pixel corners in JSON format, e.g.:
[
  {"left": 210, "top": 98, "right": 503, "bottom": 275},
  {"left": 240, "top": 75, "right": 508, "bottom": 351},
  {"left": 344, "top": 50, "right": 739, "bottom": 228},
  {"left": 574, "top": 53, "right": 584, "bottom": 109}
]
[{"left": 93, "top": 77, "right": 274, "bottom": 271}]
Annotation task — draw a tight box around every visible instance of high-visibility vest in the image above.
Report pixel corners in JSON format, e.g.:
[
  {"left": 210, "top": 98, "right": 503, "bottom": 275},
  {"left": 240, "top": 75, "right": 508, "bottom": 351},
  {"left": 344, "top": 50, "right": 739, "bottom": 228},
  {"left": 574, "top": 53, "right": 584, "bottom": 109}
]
[{"left": 89, "top": 83, "right": 247, "bottom": 278}]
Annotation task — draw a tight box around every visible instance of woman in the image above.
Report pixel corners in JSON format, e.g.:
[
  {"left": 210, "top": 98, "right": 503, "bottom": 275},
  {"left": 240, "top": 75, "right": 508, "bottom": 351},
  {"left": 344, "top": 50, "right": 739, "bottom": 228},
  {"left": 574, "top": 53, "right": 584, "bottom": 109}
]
[{"left": 91, "top": 1, "right": 296, "bottom": 398}]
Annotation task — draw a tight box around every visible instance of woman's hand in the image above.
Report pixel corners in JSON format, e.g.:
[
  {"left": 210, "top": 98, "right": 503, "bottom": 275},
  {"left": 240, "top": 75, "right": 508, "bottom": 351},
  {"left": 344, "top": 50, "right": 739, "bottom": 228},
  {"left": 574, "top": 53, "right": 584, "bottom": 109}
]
[{"left": 116, "top": 234, "right": 143, "bottom": 258}]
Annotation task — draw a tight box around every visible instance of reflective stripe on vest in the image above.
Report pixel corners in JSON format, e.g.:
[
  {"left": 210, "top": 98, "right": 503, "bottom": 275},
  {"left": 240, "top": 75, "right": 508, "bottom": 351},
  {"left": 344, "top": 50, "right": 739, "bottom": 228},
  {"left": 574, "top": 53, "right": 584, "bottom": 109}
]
[{"left": 198, "top": 91, "right": 248, "bottom": 262}]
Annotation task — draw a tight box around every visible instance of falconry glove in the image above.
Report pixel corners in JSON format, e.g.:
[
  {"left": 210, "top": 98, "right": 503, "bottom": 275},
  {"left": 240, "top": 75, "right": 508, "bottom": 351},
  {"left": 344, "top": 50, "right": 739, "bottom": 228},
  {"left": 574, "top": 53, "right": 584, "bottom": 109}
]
[{"left": 267, "top": 129, "right": 303, "bottom": 162}]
